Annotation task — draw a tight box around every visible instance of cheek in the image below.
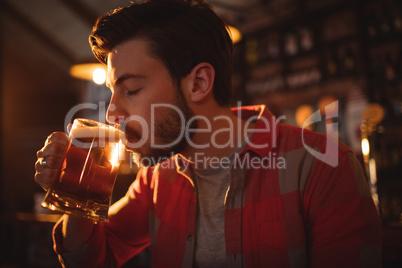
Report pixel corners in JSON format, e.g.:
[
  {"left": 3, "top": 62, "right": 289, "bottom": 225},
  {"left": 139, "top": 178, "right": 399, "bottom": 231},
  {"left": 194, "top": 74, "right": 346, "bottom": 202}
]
[
  {"left": 126, "top": 114, "right": 150, "bottom": 133},
  {"left": 122, "top": 99, "right": 150, "bottom": 124}
]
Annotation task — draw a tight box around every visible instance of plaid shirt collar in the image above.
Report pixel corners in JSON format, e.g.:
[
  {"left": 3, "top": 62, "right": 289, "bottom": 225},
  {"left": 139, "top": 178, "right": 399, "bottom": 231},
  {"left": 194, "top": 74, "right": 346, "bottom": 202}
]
[{"left": 173, "top": 105, "right": 279, "bottom": 177}]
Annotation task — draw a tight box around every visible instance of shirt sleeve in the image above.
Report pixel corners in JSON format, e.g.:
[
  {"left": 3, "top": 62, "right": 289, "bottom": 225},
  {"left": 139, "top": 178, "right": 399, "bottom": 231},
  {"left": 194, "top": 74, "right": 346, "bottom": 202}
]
[
  {"left": 305, "top": 151, "right": 382, "bottom": 268},
  {"left": 53, "top": 167, "right": 153, "bottom": 267}
]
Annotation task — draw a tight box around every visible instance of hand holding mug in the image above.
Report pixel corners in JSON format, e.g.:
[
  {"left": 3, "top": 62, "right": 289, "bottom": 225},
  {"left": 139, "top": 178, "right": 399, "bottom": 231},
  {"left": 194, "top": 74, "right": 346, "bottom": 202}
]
[
  {"left": 35, "top": 132, "right": 69, "bottom": 190},
  {"left": 35, "top": 119, "right": 126, "bottom": 222}
]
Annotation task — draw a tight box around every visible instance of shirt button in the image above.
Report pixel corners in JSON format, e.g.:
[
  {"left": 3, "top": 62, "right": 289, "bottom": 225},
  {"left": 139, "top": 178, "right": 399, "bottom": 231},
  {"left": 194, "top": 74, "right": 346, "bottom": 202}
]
[{"left": 187, "top": 235, "right": 193, "bottom": 241}]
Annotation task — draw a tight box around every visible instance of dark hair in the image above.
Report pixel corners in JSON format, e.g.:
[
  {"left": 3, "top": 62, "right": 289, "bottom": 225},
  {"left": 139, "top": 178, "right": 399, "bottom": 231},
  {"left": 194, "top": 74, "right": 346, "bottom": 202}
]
[{"left": 89, "top": 0, "right": 233, "bottom": 106}]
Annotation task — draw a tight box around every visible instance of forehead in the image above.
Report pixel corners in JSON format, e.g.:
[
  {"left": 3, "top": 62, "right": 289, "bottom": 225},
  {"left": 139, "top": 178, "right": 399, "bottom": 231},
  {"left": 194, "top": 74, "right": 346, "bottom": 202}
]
[
  {"left": 107, "top": 39, "right": 152, "bottom": 69},
  {"left": 106, "top": 38, "right": 170, "bottom": 86}
]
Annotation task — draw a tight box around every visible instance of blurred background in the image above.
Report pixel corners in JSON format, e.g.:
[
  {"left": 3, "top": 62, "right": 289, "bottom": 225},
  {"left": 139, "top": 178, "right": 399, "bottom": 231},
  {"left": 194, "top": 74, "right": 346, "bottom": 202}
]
[{"left": 0, "top": 0, "right": 401, "bottom": 267}]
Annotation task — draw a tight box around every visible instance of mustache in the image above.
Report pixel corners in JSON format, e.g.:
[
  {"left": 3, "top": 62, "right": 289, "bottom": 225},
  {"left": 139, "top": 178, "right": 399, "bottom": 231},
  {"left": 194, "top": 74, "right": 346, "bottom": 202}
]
[{"left": 119, "top": 122, "right": 142, "bottom": 141}]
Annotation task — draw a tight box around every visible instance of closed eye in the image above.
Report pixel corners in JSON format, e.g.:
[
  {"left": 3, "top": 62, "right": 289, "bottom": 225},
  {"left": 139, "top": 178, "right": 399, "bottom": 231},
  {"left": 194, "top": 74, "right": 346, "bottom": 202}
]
[{"left": 127, "top": 88, "right": 142, "bottom": 96}]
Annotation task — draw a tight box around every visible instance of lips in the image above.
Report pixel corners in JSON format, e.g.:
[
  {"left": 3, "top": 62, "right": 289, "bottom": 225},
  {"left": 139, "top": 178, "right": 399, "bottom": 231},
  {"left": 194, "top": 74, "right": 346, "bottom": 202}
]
[{"left": 116, "top": 123, "right": 144, "bottom": 151}]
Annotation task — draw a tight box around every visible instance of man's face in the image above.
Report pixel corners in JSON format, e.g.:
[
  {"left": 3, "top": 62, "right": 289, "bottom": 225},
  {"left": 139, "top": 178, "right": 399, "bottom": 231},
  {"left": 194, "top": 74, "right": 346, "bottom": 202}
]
[{"left": 106, "top": 38, "right": 195, "bottom": 166}]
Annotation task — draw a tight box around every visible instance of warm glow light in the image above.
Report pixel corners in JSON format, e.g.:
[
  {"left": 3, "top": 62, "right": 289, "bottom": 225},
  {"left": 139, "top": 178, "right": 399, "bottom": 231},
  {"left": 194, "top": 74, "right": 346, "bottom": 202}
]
[
  {"left": 110, "top": 140, "right": 124, "bottom": 167},
  {"left": 69, "top": 63, "right": 107, "bottom": 83},
  {"left": 371, "top": 193, "right": 379, "bottom": 208},
  {"left": 361, "top": 138, "right": 370, "bottom": 156},
  {"left": 295, "top": 105, "right": 314, "bottom": 130},
  {"left": 362, "top": 103, "right": 385, "bottom": 124},
  {"left": 369, "top": 158, "right": 377, "bottom": 185},
  {"left": 93, "top": 68, "right": 106, "bottom": 84},
  {"left": 318, "top": 95, "right": 338, "bottom": 116},
  {"left": 227, "top": 25, "right": 242, "bottom": 44}
]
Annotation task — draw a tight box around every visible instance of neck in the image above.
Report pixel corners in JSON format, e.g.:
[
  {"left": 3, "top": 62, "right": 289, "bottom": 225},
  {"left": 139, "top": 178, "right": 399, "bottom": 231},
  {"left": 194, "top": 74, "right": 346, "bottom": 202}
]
[{"left": 180, "top": 106, "right": 254, "bottom": 162}]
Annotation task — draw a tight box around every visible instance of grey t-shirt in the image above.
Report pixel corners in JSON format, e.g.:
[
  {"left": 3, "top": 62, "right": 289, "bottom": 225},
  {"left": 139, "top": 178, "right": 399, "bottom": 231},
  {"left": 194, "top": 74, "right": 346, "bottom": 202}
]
[
  {"left": 193, "top": 165, "right": 230, "bottom": 268},
  {"left": 192, "top": 142, "right": 247, "bottom": 268}
]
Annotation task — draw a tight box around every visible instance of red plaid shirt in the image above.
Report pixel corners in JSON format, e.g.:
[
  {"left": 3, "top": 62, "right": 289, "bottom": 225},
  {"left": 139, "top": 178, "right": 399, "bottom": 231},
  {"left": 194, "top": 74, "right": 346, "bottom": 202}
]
[{"left": 54, "top": 105, "right": 381, "bottom": 267}]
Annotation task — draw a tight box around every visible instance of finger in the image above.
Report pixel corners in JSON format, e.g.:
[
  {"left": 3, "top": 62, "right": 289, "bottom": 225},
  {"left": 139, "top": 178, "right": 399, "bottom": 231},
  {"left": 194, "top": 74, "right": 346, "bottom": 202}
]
[
  {"left": 34, "top": 169, "right": 58, "bottom": 190},
  {"left": 35, "top": 155, "right": 62, "bottom": 171},
  {"left": 44, "top": 155, "right": 63, "bottom": 169},
  {"left": 37, "top": 142, "right": 67, "bottom": 159},
  {"left": 35, "top": 158, "right": 45, "bottom": 173},
  {"left": 45, "top": 132, "right": 69, "bottom": 147}
]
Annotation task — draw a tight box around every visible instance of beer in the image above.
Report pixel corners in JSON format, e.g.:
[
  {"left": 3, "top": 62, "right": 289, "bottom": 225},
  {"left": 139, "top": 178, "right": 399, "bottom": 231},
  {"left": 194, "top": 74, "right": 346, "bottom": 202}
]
[{"left": 41, "top": 119, "right": 126, "bottom": 222}]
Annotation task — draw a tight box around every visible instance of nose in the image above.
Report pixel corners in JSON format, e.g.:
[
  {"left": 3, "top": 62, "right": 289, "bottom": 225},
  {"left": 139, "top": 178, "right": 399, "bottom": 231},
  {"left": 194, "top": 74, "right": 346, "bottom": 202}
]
[{"left": 106, "top": 94, "right": 125, "bottom": 124}]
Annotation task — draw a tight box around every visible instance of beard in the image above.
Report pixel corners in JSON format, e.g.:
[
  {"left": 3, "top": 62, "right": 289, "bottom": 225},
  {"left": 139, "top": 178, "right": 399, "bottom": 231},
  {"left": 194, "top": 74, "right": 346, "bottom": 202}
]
[{"left": 125, "top": 87, "right": 197, "bottom": 167}]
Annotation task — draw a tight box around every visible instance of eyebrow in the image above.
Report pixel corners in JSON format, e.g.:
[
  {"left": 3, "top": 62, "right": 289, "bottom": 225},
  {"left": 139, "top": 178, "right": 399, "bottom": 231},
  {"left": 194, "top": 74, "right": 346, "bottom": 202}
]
[{"left": 107, "top": 74, "right": 146, "bottom": 88}]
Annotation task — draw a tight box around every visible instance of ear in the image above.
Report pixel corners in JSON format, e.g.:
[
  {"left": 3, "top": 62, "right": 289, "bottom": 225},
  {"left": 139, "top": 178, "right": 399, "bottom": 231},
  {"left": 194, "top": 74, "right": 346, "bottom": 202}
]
[{"left": 185, "top": 62, "right": 215, "bottom": 103}]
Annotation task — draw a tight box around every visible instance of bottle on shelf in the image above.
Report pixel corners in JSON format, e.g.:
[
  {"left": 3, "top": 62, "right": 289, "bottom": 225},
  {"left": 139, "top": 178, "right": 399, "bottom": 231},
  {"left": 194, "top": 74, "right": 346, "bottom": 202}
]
[
  {"left": 392, "top": 6, "right": 402, "bottom": 33},
  {"left": 378, "top": 4, "right": 392, "bottom": 36},
  {"left": 342, "top": 45, "right": 356, "bottom": 75},
  {"left": 366, "top": 11, "right": 379, "bottom": 39},
  {"left": 257, "top": 36, "right": 269, "bottom": 62},
  {"left": 326, "top": 49, "right": 340, "bottom": 77},
  {"left": 267, "top": 33, "right": 280, "bottom": 59},
  {"left": 360, "top": 103, "right": 385, "bottom": 213},
  {"left": 361, "top": 100, "right": 402, "bottom": 223},
  {"left": 384, "top": 53, "right": 396, "bottom": 81},
  {"left": 368, "top": 53, "right": 383, "bottom": 82},
  {"left": 299, "top": 26, "right": 314, "bottom": 52},
  {"left": 245, "top": 38, "right": 259, "bottom": 65},
  {"left": 284, "top": 31, "right": 299, "bottom": 56}
]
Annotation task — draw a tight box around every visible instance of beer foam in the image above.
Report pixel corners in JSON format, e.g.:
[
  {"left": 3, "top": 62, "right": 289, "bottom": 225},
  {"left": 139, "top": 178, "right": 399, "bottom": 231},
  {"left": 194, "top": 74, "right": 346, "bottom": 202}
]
[{"left": 70, "top": 125, "right": 125, "bottom": 141}]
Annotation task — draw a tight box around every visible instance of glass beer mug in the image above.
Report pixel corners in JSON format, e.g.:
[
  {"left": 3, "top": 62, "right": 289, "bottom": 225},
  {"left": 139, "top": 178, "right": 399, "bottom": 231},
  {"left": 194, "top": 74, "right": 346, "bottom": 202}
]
[{"left": 41, "top": 118, "right": 126, "bottom": 222}]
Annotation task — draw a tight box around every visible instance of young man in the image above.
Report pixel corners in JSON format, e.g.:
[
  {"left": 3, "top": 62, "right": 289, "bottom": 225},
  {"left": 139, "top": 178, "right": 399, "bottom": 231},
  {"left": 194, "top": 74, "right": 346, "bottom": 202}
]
[{"left": 35, "top": 0, "right": 381, "bottom": 267}]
